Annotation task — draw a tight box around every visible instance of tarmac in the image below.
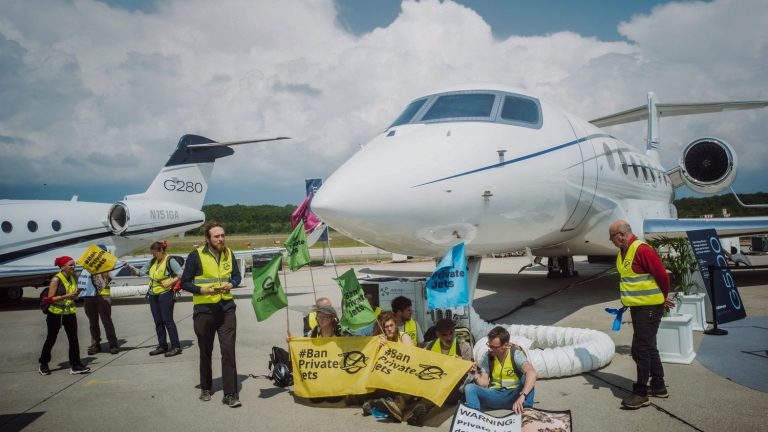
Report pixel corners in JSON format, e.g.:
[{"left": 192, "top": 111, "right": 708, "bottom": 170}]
[{"left": 0, "top": 254, "right": 766, "bottom": 432}]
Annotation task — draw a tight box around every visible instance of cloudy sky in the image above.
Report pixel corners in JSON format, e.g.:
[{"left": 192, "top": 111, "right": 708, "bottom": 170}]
[{"left": 1, "top": 0, "right": 766, "bottom": 206}]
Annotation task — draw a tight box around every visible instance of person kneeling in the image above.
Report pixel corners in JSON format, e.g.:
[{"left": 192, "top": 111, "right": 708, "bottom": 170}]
[{"left": 464, "top": 326, "right": 536, "bottom": 415}]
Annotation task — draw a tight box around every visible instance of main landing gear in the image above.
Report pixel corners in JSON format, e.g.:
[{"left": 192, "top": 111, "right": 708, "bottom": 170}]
[{"left": 547, "top": 256, "right": 578, "bottom": 278}]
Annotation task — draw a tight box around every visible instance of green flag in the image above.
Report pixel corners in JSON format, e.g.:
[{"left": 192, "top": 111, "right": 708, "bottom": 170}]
[
  {"left": 251, "top": 255, "right": 287, "bottom": 322},
  {"left": 336, "top": 269, "right": 377, "bottom": 331},
  {"left": 285, "top": 220, "right": 311, "bottom": 271}
]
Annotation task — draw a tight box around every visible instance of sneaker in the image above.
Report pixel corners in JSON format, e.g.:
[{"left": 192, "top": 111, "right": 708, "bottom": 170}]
[
  {"left": 199, "top": 390, "right": 212, "bottom": 402},
  {"left": 621, "top": 393, "right": 650, "bottom": 409},
  {"left": 376, "top": 398, "right": 403, "bottom": 422},
  {"left": 38, "top": 363, "right": 51, "bottom": 376},
  {"left": 109, "top": 346, "right": 119, "bottom": 355},
  {"left": 149, "top": 347, "right": 166, "bottom": 356},
  {"left": 361, "top": 400, "right": 373, "bottom": 416},
  {"left": 649, "top": 387, "right": 669, "bottom": 398},
  {"left": 406, "top": 402, "right": 428, "bottom": 426},
  {"left": 70, "top": 364, "right": 91, "bottom": 375},
  {"left": 222, "top": 393, "right": 242, "bottom": 408},
  {"left": 87, "top": 344, "right": 100, "bottom": 355},
  {"left": 164, "top": 347, "right": 182, "bottom": 357}
]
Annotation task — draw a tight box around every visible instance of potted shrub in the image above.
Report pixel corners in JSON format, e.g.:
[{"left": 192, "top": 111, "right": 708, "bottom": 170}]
[
  {"left": 647, "top": 236, "right": 698, "bottom": 363},
  {"left": 648, "top": 236, "right": 707, "bottom": 331}
]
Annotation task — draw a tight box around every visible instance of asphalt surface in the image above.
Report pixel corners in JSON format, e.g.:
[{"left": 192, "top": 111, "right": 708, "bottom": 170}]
[{"left": 0, "top": 255, "right": 766, "bottom": 432}]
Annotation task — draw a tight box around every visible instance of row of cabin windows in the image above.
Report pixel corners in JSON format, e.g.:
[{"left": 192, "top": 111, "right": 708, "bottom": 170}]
[
  {"left": 1, "top": 220, "right": 61, "bottom": 234},
  {"left": 602, "top": 142, "right": 669, "bottom": 186}
]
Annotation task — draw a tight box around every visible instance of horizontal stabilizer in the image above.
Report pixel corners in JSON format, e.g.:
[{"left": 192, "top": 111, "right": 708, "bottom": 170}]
[
  {"left": 590, "top": 101, "right": 768, "bottom": 128},
  {"left": 644, "top": 217, "right": 768, "bottom": 240}
]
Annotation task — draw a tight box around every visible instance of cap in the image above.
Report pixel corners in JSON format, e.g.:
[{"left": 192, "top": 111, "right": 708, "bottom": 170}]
[{"left": 314, "top": 304, "right": 338, "bottom": 317}]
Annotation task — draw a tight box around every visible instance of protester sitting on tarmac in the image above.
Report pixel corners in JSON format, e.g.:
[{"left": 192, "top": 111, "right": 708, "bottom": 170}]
[
  {"left": 391, "top": 296, "right": 423, "bottom": 346},
  {"left": 38, "top": 256, "right": 90, "bottom": 376},
  {"left": 308, "top": 304, "right": 348, "bottom": 404},
  {"left": 363, "top": 311, "right": 415, "bottom": 422},
  {"left": 78, "top": 248, "right": 122, "bottom": 355},
  {"left": 400, "top": 318, "right": 476, "bottom": 426},
  {"left": 464, "top": 326, "right": 537, "bottom": 415},
  {"left": 128, "top": 240, "right": 183, "bottom": 357},
  {"left": 303, "top": 297, "right": 332, "bottom": 336}
]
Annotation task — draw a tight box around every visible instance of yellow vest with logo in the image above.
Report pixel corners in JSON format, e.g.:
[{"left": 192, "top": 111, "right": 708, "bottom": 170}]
[
  {"left": 617, "top": 239, "right": 664, "bottom": 307},
  {"left": 193, "top": 246, "right": 234, "bottom": 305},
  {"left": 49, "top": 272, "right": 76, "bottom": 315},
  {"left": 149, "top": 256, "right": 172, "bottom": 295},
  {"left": 402, "top": 319, "right": 418, "bottom": 343},
  {"left": 430, "top": 338, "right": 457, "bottom": 356},
  {"left": 490, "top": 350, "right": 520, "bottom": 389}
]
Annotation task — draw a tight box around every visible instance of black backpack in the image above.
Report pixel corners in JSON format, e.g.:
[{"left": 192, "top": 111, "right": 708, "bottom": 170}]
[
  {"left": 268, "top": 346, "right": 293, "bottom": 387},
  {"left": 39, "top": 276, "right": 66, "bottom": 314}
]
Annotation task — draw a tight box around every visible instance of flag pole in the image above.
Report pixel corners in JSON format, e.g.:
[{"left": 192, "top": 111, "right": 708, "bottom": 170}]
[
  {"left": 280, "top": 256, "right": 290, "bottom": 332},
  {"left": 307, "top": 258, "right": 318, "bottom": 304}
]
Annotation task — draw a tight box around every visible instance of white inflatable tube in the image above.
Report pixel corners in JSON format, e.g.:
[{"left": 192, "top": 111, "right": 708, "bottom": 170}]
[
  {"left": 108, "top": 285, "right": 148, "bottom": 298},
  {"left": 469, "top": 306, "right": 615, "bottom": 379}
]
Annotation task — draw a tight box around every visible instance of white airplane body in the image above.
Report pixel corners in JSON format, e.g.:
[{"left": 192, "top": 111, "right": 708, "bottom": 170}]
[
  {"left": 313, "top": 84, "right": 768, "bottom": 272},
  {"left": 0, "top": 134, "right": 287, "bottom": 299}
]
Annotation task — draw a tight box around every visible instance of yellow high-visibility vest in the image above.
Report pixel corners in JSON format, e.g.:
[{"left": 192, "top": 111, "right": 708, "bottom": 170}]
[
  {"left": 617, "top": 240, "right": 664, "bottom": 307},
  {"left": 48, "top": 272, "right": 76, "bottom": 315},
  {"left": 193, "top": 246, "right": 234, "bottom": 305},
  {"left": 149, "top": 256, "right": 172, "bottom": 295},
  {"left": 402, "top": 319, "right": 418, "bottom": 343},
  {"left": 307, "top": 311, "right": 318, "bottom": 331},
  {"left": 490, "top": 351, "right": 520, "bottom": 389},
  {"left": 430, "top": 338, "right": 457, "bottom": 356}
]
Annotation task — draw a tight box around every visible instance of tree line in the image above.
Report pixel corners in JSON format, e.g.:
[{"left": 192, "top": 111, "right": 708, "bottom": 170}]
[{"left": 191, "top": 192, "right": 766, "bottom": 235}]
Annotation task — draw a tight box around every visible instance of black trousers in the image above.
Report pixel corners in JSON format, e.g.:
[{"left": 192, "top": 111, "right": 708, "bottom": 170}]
[
  {"left": 193, "top": 308, "right": 238, "bottom": 395},
  {"left": 84, "top": 296, "right": 117, "bottom": 347},
  {"left": 630, "top": 304, "right": 665, "bottom": 394},
  {"left": 39, "top": 313, "right": 81, "bottom": 366}
]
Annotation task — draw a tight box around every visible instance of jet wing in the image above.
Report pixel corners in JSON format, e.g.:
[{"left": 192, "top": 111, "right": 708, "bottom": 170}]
[
  {"left": 644, "top": 217, "right": 768, "bottom": 239},
  {"left": 590, "top": 101, "right": 768, "bottom": 128}
]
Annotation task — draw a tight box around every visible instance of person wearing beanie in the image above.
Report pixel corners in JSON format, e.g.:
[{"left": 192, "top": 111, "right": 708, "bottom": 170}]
[{"left": 39, "top": 256, "right": 90, "bottom": 376}]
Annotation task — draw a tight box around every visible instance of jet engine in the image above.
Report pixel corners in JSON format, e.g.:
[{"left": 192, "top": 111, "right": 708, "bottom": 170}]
[
  {"left": 108, "top": 200, "right": 205, "bottom": 238},
  {"left": 677, "top": 137, "right": 738, "bottom": 194}
]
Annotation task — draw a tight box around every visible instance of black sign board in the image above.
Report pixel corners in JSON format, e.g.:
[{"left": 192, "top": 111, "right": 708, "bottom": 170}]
[{"left": 686, "top": 229, "right": 746, "bottom": 324}]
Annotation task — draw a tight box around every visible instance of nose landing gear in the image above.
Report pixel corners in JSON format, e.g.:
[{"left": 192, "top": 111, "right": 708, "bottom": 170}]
[{"left": 547, "top": 256, "right": 578, "bottom": 278}]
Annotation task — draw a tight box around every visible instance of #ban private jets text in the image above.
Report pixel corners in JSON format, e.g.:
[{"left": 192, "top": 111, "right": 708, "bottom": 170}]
[{"left": 0, "top": 134, "right": 287, "bottom": 300}]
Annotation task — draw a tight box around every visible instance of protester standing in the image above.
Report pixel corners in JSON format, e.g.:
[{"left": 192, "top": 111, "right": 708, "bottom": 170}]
[
  {"left": 78, "top": 260, "right": 120, "bottom": 355},
  {"left": 609, "top": 220, "right": 675, "bottom": 409},
  {"left": 181, "top": 221, "right": 242, "bottom": 407},
  {"left": 38, "top": 256, "right": 90, "bottom": 375}
]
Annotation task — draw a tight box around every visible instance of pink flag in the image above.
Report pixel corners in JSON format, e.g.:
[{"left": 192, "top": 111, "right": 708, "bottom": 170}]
[{"left": 290, "top": 195, "right": 321, "bottom": 232}]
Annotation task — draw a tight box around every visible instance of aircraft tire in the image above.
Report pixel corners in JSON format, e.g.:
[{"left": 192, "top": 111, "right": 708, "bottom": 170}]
[{"left": 4, "top": 287, "right": 23, "bottom": 301}]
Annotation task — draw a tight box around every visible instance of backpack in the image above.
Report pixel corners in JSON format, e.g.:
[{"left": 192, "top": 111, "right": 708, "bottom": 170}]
[
  {"left": 268, "top": 346, "right": 293, "bottom": 387},
  {"left": 39, "top": 276, "right": 66, "bottom": 315}
]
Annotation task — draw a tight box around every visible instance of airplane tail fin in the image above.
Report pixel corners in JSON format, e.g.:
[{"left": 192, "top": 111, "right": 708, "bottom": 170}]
[{"left": 123, "top": 134, "right": 232, "bottom": 210}]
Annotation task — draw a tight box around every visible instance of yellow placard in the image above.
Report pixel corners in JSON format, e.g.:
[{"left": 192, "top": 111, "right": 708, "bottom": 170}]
[
  {"left": 77, "top": 245, "right": 118, "bottom": 275},
  {"left": 367, "top": 341, "right": 472, "bottom": 406},
  {"left": 289, "top": 336, "right": 379, "bottom": 398}
]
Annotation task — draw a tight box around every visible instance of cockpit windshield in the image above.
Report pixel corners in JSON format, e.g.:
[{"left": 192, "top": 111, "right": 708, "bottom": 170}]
[{"left": 387, "top": 90, "right": 542, "bottom": 129}]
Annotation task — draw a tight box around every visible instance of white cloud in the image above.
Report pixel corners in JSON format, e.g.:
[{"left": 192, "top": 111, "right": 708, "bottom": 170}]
[{"left": 0, "top": 0, "right": 766, "bottom": 204}]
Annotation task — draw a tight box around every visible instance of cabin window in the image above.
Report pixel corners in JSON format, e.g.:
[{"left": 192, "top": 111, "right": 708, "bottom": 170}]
[
  {"left": 52, "top": 220, "right": 62, "bottom": 232},
  {"left": 1, "top": 221, "right": 11, "bottom": 233},
  {"left": 641, "top": 165, "right": 649, "bottom": 181},
  {"left": 650, "top": 169, "right": 656, "bottom": 183},
  {"left": 629, "top": 156, "right": 640, "bottom": 178},
  {"left": 388, "top": 98, "right": 427, "bottom": 128},
  {"left": 618, "top": 151, "right": 628, "bottom": 175},
  {"left": 603, "top": 143, "right": 615, "bottom": 170},
  {"left": 500, "top": 95, "right": 540, "bottom": 125},
  {"left": 421, "top": 93, "right": 495, "bottom": 121},
  {"left": 27, "top": 220, "right": 38, "bottom": 232}
]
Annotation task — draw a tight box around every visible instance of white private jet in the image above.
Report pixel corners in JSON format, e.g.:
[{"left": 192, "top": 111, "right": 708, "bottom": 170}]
[
  {"left": 312, "top": 84, "right": 768, "bottom": 277},
  {"left": 0, "top": 134, "right": 287, "bottom": 300}
]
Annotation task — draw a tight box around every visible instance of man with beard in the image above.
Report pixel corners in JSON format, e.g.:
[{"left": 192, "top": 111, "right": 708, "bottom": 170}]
[{"left": 181, "top": 221, "right": 242, "bottom": 407}]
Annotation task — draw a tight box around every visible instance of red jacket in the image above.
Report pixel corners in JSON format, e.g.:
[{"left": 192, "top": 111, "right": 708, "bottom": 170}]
[{"left": 621, "top": 235, "right": 670, "bottom": 298}]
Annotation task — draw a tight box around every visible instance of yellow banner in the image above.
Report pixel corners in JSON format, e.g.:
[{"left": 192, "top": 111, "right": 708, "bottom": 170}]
[
  {"left": 77, "top": 245, "right": 118, "bottom": 275},
  {"left": 368, "top": 341, "right": 472, "bottom": 406},
  {"left": 289, "top": 336, "right": 379, "bottom": 398}
]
